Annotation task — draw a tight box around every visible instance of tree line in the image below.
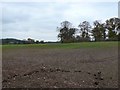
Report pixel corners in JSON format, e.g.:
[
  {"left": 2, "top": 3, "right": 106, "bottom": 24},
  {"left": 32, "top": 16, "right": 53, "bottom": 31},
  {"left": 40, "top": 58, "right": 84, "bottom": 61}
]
[
  {"left": 57, "top": 17, "right": 120, "bottom": 43},
  {"left": 1, "top": 38, "right": 45, "bottom": 44}
]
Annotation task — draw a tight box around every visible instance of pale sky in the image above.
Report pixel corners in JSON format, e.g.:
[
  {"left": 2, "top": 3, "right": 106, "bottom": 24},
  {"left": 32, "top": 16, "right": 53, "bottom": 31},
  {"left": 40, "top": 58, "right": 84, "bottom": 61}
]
[{"left": 0, "top": 0, "right": 119, "bottom": 41}]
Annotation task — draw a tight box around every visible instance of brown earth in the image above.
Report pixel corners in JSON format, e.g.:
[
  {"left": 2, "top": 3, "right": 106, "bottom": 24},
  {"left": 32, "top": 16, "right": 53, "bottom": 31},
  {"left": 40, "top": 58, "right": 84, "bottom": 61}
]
[{"left": 2, "top": 47, "right": 118, "bottom": 88}]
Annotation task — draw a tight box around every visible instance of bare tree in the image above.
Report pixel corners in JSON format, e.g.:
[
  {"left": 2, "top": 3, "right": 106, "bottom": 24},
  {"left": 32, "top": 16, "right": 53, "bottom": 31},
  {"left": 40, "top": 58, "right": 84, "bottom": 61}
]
[
  {"left": 105, "top": 17, "right": 120, "bottom": 41},
  {"left": 78, "top": 21, "right": 91, "bottom": 41},
  {"left": 57, "top": 21, "right": 76, "bottom": 43}
]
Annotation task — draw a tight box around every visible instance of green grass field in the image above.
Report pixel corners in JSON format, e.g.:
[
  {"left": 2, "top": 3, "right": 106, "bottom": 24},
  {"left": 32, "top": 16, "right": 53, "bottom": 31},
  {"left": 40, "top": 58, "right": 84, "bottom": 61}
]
[{"left": 1, "top": 41, "right": 118, "bottom": 49}]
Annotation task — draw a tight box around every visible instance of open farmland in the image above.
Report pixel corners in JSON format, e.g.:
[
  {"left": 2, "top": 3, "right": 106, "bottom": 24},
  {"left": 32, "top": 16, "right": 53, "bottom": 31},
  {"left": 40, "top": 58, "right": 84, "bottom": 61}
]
[{"left": 2, "top": 42, "right": 119, "bottom": 88}]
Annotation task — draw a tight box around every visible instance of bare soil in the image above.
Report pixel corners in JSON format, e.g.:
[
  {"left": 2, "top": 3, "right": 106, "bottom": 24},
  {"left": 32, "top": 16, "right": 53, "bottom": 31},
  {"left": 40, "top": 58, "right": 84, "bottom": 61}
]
[{"left": 2, "top": 47, "right": 118, "bottom": 88}]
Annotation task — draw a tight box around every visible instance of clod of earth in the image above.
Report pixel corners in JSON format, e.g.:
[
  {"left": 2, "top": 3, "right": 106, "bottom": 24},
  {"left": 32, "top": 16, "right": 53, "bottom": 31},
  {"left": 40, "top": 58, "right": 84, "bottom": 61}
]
[
  {"left": 110, "top": 77, "right": 112, "bottom": 79},
  {"left": 64, "top": 70, "right": 70, "bottom": 72},
  {"left": 2, "top": 79, "right": 8, "bottom": 83},
  {"left": 74, "top": 70, "right": 81, "bottom": 72},
  {"left": 49, "top": 68, "right": 54, "bottom": 72},
  {"left": 100, "top": 77, "right": 104, "bottom": 80},
  {"left": 41, "top": 68, "right": 46, "bottom": 72},
  {"left": 87, "top": 72, "right": 91, "bottom": 74},
  {"left": 94, "top": 82, "right": 99, "bottom": 85},
  {"left": 97, "top": 71, "right": 101, "bottom": 74},
  {"left": 55, "top": 68, "right": 61, "bottom": 71},
  {"left": 95, "top": 77, "right": 98, "bottom": 79}
]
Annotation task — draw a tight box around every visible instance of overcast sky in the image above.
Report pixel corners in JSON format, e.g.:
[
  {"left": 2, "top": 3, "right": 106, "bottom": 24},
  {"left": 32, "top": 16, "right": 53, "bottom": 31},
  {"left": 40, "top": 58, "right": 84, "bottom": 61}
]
[{"left": 1, "top": 0, "right": 119, "bottom": 41}]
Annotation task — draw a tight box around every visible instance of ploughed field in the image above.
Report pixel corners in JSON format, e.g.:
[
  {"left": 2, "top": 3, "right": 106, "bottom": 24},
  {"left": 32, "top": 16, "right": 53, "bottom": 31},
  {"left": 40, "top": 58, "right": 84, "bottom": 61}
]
[{"left": 2, "top": 42, "right": 118, "bottom": 88}]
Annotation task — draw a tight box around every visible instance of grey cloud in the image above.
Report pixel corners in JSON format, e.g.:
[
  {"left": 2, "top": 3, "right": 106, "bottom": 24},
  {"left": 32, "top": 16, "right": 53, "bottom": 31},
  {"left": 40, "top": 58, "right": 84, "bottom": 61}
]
[{"left": 2, "top": 12, "right": 30, "bottom": 24}]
